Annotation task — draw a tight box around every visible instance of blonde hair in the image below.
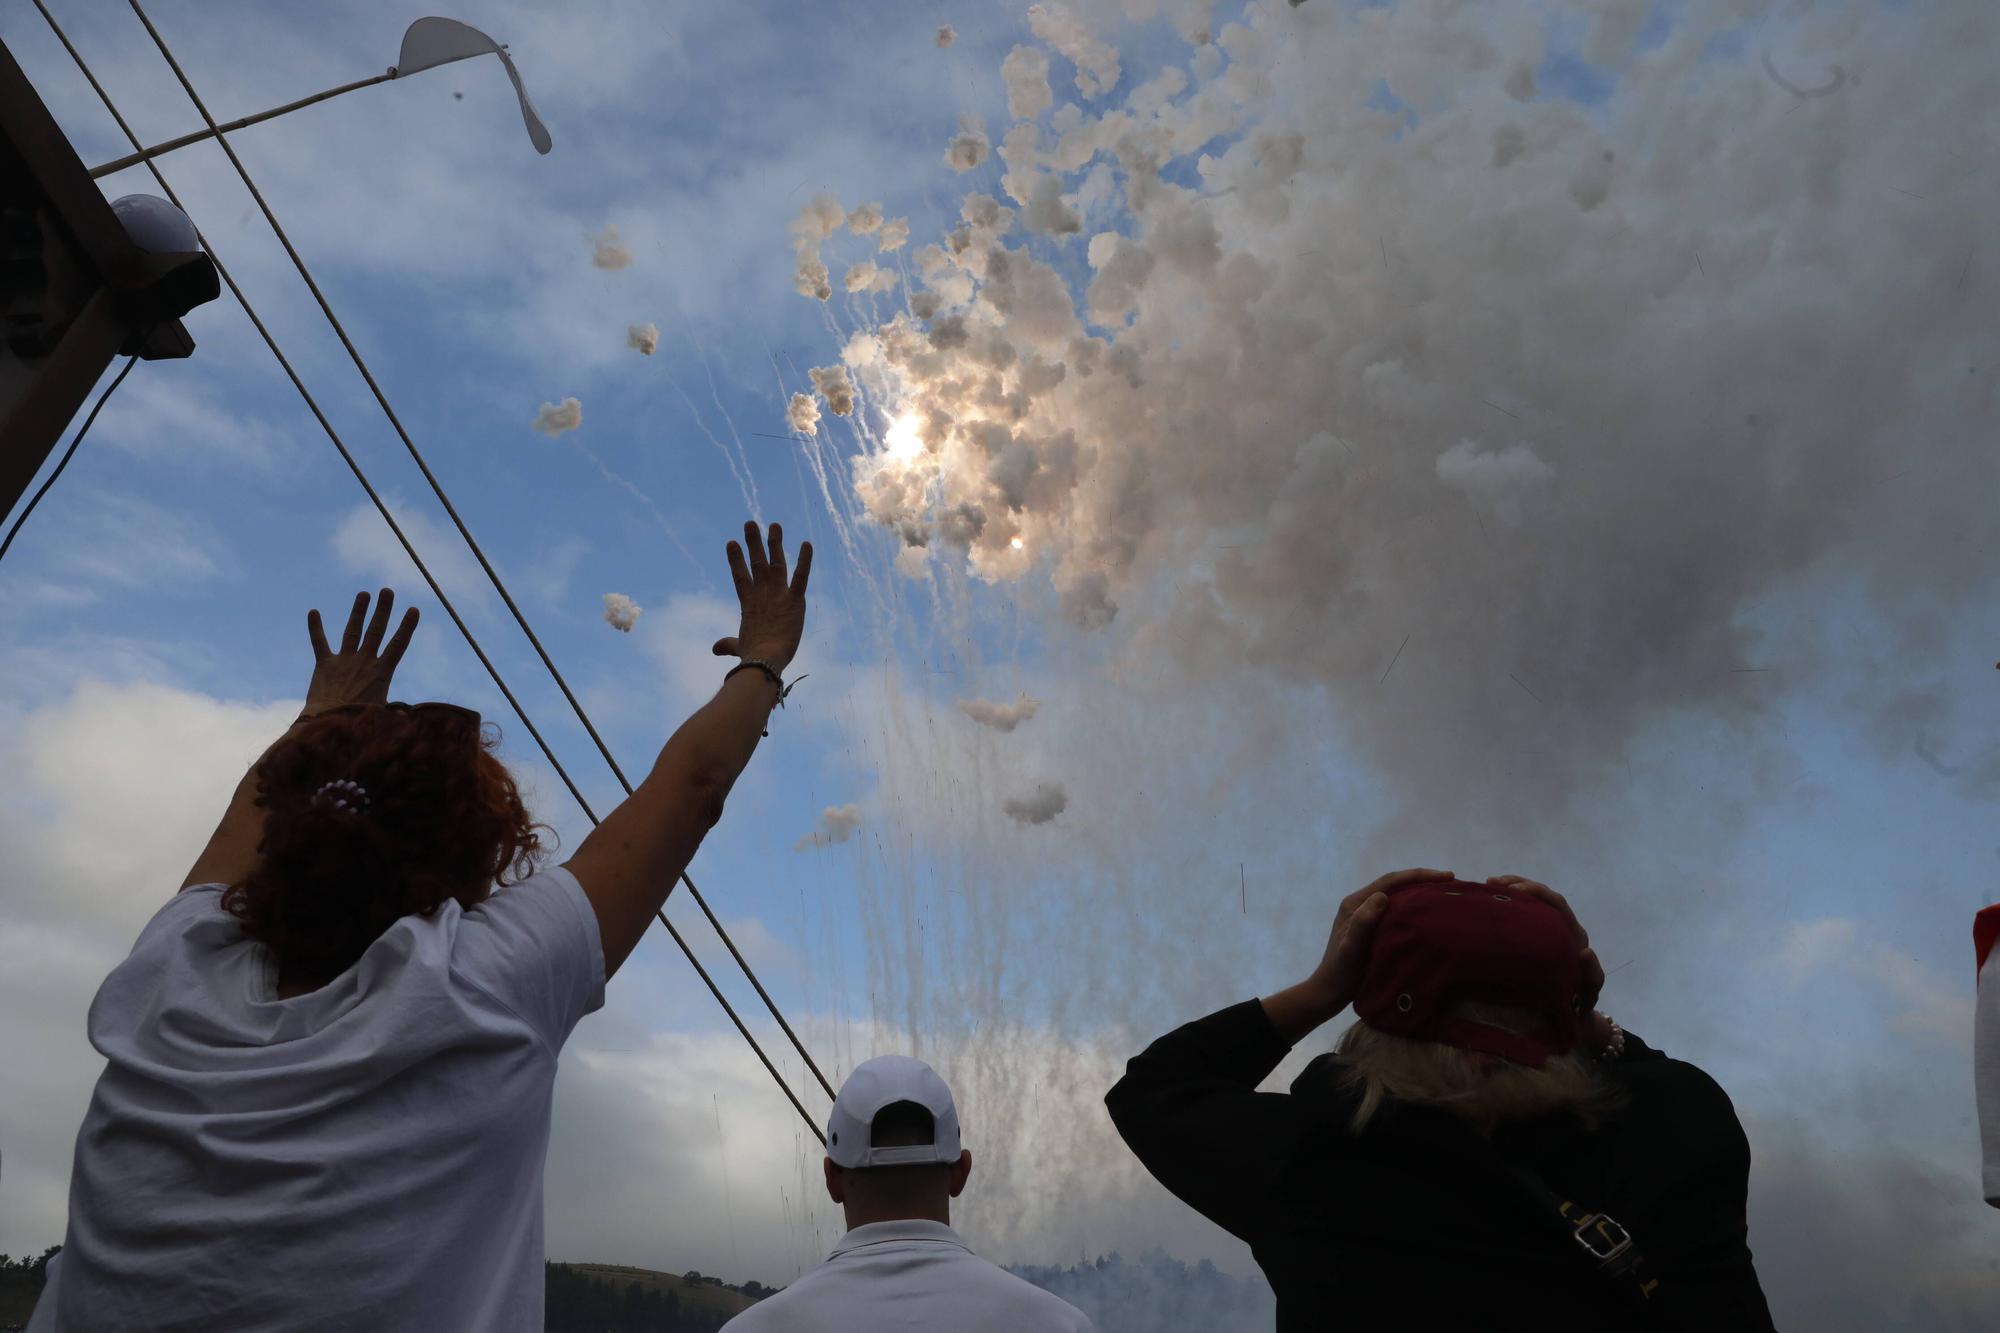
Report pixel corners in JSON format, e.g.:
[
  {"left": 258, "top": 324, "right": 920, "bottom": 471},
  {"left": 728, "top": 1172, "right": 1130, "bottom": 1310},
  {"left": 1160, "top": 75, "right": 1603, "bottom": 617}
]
[{"left": 1331, "top": 1001, "right": 1627, "bottom": 1135}]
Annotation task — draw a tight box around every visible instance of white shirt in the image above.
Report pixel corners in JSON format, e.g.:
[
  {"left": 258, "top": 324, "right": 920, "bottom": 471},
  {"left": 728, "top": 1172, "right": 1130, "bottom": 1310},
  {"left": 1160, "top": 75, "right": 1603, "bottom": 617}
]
[
  {"left": 29, "top": 866, "right": 604, "bottom": 1333},
  {"left": 722, "top": 1219, "right": 1096, "bottom": 1333}
]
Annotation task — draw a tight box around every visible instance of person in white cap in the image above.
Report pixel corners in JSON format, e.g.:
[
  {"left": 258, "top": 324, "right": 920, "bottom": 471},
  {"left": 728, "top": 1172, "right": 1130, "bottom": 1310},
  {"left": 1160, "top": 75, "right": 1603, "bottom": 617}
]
[{"left": 722, "top": 1055, "right": 1094, "bottom": 1331}]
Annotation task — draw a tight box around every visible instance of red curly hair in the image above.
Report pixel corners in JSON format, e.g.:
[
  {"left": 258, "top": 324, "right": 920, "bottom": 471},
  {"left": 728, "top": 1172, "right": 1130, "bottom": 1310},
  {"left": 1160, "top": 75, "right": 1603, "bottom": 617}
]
[{"left": 223, "top": 704, "right": 545, "bottom": 983}]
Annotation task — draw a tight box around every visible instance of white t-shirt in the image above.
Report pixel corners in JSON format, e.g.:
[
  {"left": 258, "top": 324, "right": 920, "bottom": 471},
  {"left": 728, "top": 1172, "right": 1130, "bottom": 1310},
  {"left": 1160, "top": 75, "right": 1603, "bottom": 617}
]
[
  {"left": 29, "top": 866, "right": 604, "bottom": 1333},
  {"left": 721, "top": 1219, "right": 1096, "bottom": 1333}
]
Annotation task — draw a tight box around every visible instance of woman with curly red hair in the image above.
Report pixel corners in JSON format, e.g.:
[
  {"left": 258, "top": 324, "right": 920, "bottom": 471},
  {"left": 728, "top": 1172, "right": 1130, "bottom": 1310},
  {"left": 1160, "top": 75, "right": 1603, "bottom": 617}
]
[{"left": 29, "top": 521, "right": 811, "bottom": 1333}]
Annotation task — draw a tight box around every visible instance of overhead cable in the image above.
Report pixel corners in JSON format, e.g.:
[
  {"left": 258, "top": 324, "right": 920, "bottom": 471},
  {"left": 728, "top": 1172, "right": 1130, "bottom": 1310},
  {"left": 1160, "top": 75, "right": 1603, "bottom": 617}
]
[{"left": 32, "top": 0, "right": 826, "bottom": 1144}]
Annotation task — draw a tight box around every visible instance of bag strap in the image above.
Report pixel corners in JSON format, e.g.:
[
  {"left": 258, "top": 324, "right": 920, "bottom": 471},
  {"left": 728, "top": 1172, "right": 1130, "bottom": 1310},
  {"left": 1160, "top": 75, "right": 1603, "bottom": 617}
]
[{"left": 1485, "top": 1151, "right": 1664, "bottom": 1305}]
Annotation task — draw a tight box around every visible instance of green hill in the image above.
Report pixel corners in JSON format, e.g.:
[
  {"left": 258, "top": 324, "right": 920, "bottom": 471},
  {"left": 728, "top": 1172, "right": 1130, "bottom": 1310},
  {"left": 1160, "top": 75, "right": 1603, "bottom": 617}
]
[{"left": 556, "top": 1263, "right": 764, "bottom": 1318}]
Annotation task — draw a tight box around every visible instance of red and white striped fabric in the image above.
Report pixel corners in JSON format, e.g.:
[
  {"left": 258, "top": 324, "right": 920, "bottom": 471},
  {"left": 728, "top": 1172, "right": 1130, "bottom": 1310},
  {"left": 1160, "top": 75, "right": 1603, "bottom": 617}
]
[{"left": 1978, "top": 905, "right": 2000, "bottom": 1208}]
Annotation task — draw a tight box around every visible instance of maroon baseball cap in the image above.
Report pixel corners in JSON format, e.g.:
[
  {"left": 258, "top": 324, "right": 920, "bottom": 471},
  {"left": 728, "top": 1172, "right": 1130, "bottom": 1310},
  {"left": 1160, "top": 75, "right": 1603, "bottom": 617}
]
[{"left": 1351, "top": 879, "right": 1585, "bottom": 1067}]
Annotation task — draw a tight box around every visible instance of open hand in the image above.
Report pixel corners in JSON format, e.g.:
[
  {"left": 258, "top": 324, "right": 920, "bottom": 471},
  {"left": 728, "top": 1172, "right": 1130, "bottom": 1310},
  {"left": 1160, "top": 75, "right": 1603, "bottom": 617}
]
[
  {"left": 304, "top": 589, "right": 419, "bottom": 714},
  {"left": 711, "top": 521, "right": 812, "bottom": 671}
]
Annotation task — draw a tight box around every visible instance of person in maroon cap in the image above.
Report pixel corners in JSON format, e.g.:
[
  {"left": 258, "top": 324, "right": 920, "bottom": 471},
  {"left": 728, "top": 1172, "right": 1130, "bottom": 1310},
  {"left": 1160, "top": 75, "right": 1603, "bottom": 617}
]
[{"left": 1106, "top": 868, "right": 1775, "bottom": 1329}]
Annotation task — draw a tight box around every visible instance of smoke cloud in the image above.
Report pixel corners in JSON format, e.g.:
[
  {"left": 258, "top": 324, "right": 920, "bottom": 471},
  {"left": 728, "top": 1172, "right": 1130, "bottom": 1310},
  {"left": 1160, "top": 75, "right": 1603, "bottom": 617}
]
[
  {"left": 602, "top": 592, "right": 642, "bottom": 633},
  {"left": 627, "top": 323, "right": 660, "bottom": 356},
  {"left": 945, "top": 115, "right": 991, "bottom": 171},
  {"left": 809, "top": 364, "right": 856, "bottom": 417},
  {"left": 795, "top": 803, "right": 864, "bottom": 852},
  {"left": 937, "top": 24, "right": 957, "bottom": 50},
  {"left": 786, "top": 392, "right": 822, "bottom": 436},
  {"left": 590, "top": 225, "right": 633, "bottom": 270},
  {"left": 784, "top": 3, "right": 2000, "bottom": 1318},
  {"left": 957, "top": 693, "right": 1041, "bottom": 732},
  {"left": 531, "top": 397, "right": 583, "bottom": 438},
  {"left": 1003, "top": 781, "right": 1067, "bottom": 825}
]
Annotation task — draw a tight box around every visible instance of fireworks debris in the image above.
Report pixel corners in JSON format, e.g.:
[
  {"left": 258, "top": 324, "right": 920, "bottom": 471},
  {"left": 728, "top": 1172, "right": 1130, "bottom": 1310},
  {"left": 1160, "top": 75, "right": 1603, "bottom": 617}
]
[
  {"left": 532, "top": 397, "right": 582, "bottom": 437},
  {"left": 1761, "top": 51, "right": 1846, "bottom": 100},
  {"left": 627, "top": 322, "right": 660, "bottom": 355},
  {"left": 590, "top": 225, "right": 633, "bottom": 270},
  {"left": 1380, "top": 633, "right": 1411, "bottom": 685},
  {"left": 602, "top": 592, "right": 642, "bottom": 632},
  {"left": 1004, "top": 781, "right": 1067, "bottom": 825},
  {"left": 795, "top": 803, "right": 863, "bottom": 851}
]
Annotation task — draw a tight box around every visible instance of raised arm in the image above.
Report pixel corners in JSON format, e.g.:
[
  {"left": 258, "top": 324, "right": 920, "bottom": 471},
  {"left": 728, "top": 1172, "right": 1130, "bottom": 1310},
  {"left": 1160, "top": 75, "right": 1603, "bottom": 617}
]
[
  {"left": 182, "top": 589, "right": 418, "bottom": 892},
  {"left": 564, "top": 520, "right": 812, "bottom": 979}
]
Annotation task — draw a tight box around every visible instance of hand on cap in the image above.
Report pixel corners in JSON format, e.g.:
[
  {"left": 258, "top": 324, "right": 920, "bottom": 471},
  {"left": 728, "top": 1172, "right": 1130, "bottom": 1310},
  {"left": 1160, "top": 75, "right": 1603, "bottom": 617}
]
[
  {"left": 1306, "top": 867, "right": 1453, "bottom": 1018},
  {"left": 1485, "top": 873, "right": 1607, "bottom": 1017}
]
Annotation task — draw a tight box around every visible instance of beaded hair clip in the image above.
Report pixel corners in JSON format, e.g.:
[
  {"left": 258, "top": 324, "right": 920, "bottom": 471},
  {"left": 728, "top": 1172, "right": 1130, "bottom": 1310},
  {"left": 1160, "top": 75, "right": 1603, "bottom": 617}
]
[{"left": 313, "top": 778, "right": 371, "bottom": 813}]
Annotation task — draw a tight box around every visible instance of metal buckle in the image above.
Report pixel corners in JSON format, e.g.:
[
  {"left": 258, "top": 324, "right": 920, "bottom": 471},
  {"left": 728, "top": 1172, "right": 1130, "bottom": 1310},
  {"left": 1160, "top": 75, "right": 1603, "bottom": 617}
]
[{"left": 1571, "top": 1213, "right": 1633, "bottom": 1263}]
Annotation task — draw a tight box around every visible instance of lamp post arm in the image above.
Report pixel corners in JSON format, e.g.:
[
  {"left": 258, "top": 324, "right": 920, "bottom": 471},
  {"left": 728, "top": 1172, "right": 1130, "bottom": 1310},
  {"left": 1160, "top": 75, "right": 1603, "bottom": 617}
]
[{"left": 88, "top": 69, "right": 397, "bottom": 178}]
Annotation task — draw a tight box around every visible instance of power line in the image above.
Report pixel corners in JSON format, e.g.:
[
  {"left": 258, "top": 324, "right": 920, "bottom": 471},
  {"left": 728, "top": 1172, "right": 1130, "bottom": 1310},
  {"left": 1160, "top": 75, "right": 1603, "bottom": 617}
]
[
  {"left": 123, "top": 0, "right": 837, "bottom": 1108},
  {"left": 0, "top": 354, "right": 137, "bottom": 565},
  {"left": 33, "top": 0, "right": 826, "bottom": 1144}
]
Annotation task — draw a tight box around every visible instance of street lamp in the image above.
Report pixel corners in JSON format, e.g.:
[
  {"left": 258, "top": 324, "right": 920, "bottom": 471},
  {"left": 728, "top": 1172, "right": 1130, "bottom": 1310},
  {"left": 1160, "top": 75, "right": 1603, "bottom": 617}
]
[{"left": 87, "top": 17, "right": 551, "bottom": 179}]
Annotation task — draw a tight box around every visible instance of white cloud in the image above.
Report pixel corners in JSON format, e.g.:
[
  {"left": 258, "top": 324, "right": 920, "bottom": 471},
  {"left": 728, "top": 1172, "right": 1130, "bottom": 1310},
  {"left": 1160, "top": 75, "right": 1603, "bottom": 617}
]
[
  {"left": 793, "top": 803, "right": 863, "bottom": 852},
  {"left": 30, "top": 491, "right": 231, "bottom": 592},
  {"left": 1779, "top": 918, "right": 1972, "bottom": 1047},
  {"left": 331, "top": 502, "right": 490, "bottom": 611},
  {"left": 627, "top": 322, "right": 661, "bottom": 355},
  {"left": 532, "top": 397, "right": 584, "bottom": 437}
]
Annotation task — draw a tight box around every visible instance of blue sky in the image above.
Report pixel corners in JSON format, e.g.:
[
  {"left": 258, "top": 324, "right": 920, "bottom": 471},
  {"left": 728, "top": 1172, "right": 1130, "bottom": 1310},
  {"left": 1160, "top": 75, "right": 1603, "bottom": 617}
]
[{"left": 4, "top": 1, "right": 1998, "bottom": 1325}]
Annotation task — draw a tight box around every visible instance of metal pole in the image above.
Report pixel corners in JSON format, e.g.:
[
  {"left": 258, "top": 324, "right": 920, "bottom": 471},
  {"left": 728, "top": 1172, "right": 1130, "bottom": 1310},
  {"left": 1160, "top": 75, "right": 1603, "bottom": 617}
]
[{"left": 87, "top": 70, "right": 395, "bottom": 178}]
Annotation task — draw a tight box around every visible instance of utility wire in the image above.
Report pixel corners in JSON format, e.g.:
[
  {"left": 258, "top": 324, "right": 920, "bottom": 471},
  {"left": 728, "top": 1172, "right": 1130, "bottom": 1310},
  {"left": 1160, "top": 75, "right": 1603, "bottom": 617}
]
[
  {"left": 124, "top": 0, "right": 838, "bottom": 1107},
  {"left": 0, "top": 354, "right": 137, "bottom": 564},
  {"left": 34, "top": 0, "right": 825, "bottom": 1145}
]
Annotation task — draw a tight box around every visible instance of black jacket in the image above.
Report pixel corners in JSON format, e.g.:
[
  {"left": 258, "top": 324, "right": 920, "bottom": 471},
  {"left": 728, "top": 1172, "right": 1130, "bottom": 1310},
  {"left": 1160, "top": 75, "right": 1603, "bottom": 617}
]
[{"left": 1106, "top": 1000, "right": 1776, "bottom": 1331}]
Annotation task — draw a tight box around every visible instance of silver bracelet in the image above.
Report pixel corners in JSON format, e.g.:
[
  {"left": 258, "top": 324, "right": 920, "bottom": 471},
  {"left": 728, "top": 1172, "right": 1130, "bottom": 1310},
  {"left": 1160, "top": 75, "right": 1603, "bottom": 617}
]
[
  {"left": 1594, "top": 1012, "right": 1625, "bottom": 1062},
  {"left": 725, "top": 659, "right": 807, "bottom": 736}
]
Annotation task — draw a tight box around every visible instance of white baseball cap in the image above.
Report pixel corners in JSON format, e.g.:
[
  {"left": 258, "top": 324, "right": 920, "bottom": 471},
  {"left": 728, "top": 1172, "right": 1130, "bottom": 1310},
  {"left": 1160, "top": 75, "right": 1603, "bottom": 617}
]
[{"left": 825, "top": 1055, "right": 962, "bottom": 1169}]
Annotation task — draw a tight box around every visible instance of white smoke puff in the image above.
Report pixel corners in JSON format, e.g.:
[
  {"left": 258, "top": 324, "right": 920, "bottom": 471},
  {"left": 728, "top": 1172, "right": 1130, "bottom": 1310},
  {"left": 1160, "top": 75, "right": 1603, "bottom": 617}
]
[
  {"left": 877, "top": 217, "right": 911, "bottom": 252},
  {"left": 531, "top": 397, "right": 582, "bottom": 437},
  {"left": 936, "top": 23, "right": 956, "bottom": 48},
  {"left": 847, "top": 202, "right": 885, "bottom": 234},
  {"left": 793, "top": 803, "right": 863, "bottom": 852},
  {"left": 957, "top": 693, "right": 1041, "bottom": 732},
  {"left": 1028, "top": 2, "right": 1121, "bottom": 96},
  {"left": 786, "top": 392, "right": 821, "bottom": 435},
  {"left": 910, "top": 290, "right": 945, "bottom": 320},
  {"left": 1002, "top": 781, "right": 1067, "bottom": 825},
  {"left": 795, "top": 254, "right": 833, "bottom": 302},
  {"left": 945, "top": 115, "right": 991, "bottom": 171},
  {"left": 1003, "top": 45, "right": 1054, "bottom": 120},
  {"left": 601, "top": 592, "right": 641, "bottom": 632},
  {"left": 791, "top": 195, "right": 846, "bottom": 246},
  {"left": 845, "top": 260, "right": 899, "bottom": 294},
  {"left": 590, "top": 226, "right": 633, "bottom": 270},
  {"left": 1085, "top": 232, "right": 1155, "bottom": 322},
  {"left": 809, "top": 364, "right": 855, "bottom": 416},
  {"left": 1570, "top": 148, "right": 1616, "bottom": 213},
  {"left": 1435, "top": 439, "right": 1554, "bottom": 525},
  {"left": 627, "top": 323, "right": 660, "bottom": 355},
  {"left": 1023, "top": 175, "right": 1082, "bottom": 235}
]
